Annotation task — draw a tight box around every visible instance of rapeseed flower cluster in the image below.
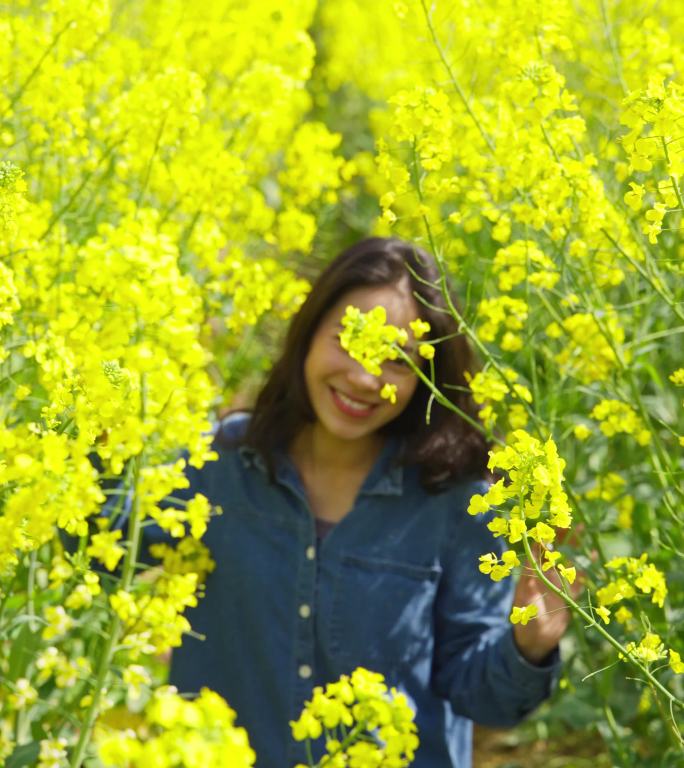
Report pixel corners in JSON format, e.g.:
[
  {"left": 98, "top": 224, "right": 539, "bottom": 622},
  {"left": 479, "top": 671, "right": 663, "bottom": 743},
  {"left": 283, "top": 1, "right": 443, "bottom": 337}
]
[
  {"left": 0, "top": 161, "right": 26, "bottom": 232},
  {"left": 1, "top": 0, "right": 353, "bottom": 762},
  {"left": 493, "top": 240, "right": 559, "bottom": 292},
  {"left": 338, "top": 307, "right": 436, "bottom": 404},
  {"left": 621, "top": 77, "right": 684, "bottom": 246},
  {"left": 468, "top": 430, "right": 572, "bottom": 544},
  {"left": 475, "top": 296, "right": 528, "bottom": 352},
  {"left": 339, "top": 306, "right": 409, "bottom": 377},
  {"left": 597, "top": 555, "right": 667, "bottom": 613},
  {"left": 291, "top": 668, "right": 419, "bottom": 767},
  {"left": 96, "top": 687, "right": 256, "bottom": 767},
  {"left": 3, "top": 0, "right": 684, "bottom": 762},
  {"left": 584, "top": 473, "right": 635, "bottom": 531},
  {"left": 464, "top": 368, "right": 532, "bottom": 432},
  {"left": 467, "top": 430, "right": 574, "bottom": 618},
  {"left": 545, "top": 312, "right": 627, "bottom": 384},
  {"left": 589, "top": 399, "right": 651, "bottom": 445}
]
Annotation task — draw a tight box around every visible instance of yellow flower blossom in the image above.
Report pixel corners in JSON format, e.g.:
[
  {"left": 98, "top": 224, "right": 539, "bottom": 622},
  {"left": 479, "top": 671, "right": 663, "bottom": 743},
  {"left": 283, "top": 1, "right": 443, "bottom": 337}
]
[
  {"left": 380, "top": 382, "right": 398, "bottom": 404},
  {"left": 590, "top": 399, "right": 651, "bottom": 445},
  {"left": 409, "top": 318, "right": 431, "bottom": 338},
  {"left": 510, "top": 604, "right": 539, "bottom": 625},
  {"left": 624, "top": 633, "right": 666, "bottom": 664},
  {"left": 290, "top": 668, "right": 418, "bottom": 764},
  {"left": 669, "top": 368, "right": 684, "bottom": 386},
  {"left": 669, "top": 649, "right": 684, "bottom": 674},
  {"left": 339, "top": 305, "right": 408, "bottom": 377},
  {"left": 418, "top": 342, "right": 435, "bottom": 360}
]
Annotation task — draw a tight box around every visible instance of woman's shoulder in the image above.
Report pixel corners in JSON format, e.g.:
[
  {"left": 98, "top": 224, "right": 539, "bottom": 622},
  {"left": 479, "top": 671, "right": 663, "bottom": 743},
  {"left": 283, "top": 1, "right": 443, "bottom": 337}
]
[
  {"left": 212, "top": 410, "right": 252, "bottom": 449},
  {"left": 423, "top": 472, "right": 490, "bottom": 509},
  {"left": 423, "top": 473, "right": 493, "bottom": 537}
]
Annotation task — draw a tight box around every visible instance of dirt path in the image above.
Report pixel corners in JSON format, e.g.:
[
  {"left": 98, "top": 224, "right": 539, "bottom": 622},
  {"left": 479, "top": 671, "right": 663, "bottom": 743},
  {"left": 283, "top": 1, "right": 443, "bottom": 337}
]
[{"left": 473, "top": 726, "right": 610, "bottom": 767}]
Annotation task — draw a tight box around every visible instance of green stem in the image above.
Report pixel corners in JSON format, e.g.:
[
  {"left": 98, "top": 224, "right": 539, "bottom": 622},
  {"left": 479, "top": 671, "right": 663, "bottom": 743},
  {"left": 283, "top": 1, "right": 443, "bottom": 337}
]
[
  {"left": 26, "top": 550, "right": 38, "bottom": 633},
  {"left": 135, "top": 113, "right": 168, "bottom": 210},
  {"left": 68, "top": 451, "right": 145, "bottom": 767},
  {"left": 418, "top": 0, "right": 495, "bottom": 153},
  {"left": 40, "top": 140, "right": 123, "bottom": 240},
  {"left": 601, "top": 228, "right": 684, "bottom": 323},
  {"left": 397, "top": 346, "right": 493, "bottom": 439},
  {"left": 603, "top": 703, "right": 631, "bottom": 766},
  {"left": 409, "top": 146, "right": 544, "bottom": 438},
  {"left": 2, "top": 20, "right": 74, "bottom": 119},
  {"left": 580, "top": 291, "right": 683, "bottom": 517},
  {"left": 315, "top": 721, "right": 368, "bottom": 768},
  {"left": 599, "top": 0, "right": 628, "bottom": 94},
  {"left": 519, "top": 532, "right": 684, "bottom": 714}
]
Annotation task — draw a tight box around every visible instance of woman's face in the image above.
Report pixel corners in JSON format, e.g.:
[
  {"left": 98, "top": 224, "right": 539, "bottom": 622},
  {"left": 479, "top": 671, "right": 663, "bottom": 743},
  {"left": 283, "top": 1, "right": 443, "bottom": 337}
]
[{"left": 303, "top": 279, "right": 421, "bottom": 446}]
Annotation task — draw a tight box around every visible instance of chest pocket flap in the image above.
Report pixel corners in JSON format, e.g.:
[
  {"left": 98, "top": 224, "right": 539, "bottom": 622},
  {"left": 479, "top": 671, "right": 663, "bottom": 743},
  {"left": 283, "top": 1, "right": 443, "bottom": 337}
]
[{"left": 329, "top": 552, "right": 442, "bottom": 671}]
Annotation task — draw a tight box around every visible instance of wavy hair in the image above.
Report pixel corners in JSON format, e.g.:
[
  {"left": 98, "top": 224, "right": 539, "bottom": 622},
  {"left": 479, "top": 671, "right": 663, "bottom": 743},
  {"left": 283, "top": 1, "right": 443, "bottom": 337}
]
[{"left": 230, "top": 237, "right": 489, "bottom": 492}]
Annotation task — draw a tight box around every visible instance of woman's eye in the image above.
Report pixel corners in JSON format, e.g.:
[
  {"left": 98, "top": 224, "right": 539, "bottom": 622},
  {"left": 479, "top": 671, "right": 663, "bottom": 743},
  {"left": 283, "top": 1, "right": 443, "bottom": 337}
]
[{"left": 389, "top": 355, "right": 413, "bottom": 371}]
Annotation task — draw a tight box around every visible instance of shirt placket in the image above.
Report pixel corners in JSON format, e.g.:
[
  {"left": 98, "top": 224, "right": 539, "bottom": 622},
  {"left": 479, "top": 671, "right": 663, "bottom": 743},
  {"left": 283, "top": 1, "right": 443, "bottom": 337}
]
[{"left": 279, "top": 474, "right": 318, "bottom": 767}]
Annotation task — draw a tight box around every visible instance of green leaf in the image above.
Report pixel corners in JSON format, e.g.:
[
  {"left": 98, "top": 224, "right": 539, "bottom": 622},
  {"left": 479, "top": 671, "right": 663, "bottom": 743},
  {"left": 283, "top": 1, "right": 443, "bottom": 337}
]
[
  {"left": 6, "top": 741, "right": 40, "bottom": 768},
  {"left": 7, "top": 622, "right": 42, "bottom": 682}
]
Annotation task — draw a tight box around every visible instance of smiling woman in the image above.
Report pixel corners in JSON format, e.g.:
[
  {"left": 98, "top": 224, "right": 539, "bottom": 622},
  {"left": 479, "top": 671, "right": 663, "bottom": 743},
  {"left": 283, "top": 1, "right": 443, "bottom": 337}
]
[
  {"left": 152, "top": 237, "right": 569, "bottom": 767},
  {"left": 243, "top": 237, "right": 489, "bottom": 492}
]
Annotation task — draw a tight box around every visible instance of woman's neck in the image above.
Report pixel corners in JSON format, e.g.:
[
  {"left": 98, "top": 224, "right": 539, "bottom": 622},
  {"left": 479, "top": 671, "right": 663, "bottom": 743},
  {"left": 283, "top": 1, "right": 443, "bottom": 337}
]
[{"left": 289, "top": 423, "right": 385, "bottom": 477}]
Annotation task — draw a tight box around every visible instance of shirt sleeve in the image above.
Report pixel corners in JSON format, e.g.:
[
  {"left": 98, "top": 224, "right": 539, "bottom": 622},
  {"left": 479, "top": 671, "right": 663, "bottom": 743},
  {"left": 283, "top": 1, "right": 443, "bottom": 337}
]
[{"left": 431, "top": 480, "right": 562, "bottom": 727}]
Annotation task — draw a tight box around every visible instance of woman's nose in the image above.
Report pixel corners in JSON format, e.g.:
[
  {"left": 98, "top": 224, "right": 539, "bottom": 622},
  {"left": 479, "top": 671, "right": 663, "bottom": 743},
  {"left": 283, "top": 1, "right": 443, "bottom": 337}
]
[{"left": 345, "top": 362, "right": 382, "bottom": 392}]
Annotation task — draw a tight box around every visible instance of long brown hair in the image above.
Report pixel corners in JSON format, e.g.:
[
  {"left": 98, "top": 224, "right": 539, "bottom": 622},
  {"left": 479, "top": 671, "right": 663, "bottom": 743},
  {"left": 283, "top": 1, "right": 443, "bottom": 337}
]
[{"left": 232, "top": 237, "right": 489, "bottom": 492}]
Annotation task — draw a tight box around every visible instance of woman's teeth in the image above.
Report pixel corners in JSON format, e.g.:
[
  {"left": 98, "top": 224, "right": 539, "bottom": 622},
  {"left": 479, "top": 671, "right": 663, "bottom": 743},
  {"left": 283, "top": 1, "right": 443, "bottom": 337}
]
[{"left": 336, "top": 390, "right": 373, "bottom": 411}]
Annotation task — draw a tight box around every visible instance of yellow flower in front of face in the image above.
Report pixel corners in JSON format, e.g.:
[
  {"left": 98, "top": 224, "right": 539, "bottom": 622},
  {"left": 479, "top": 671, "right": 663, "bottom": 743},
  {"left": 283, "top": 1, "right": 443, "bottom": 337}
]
[
  {"left": 380, "top": 382, "right": 398, "bottom": 404},
  {"left": 409, "top": 318, "right": 431, "bottom": 338},
  {"left": 339, "top": 305, "right": 408, "bottom": 377},
  {"left": 418, "top": 342, "right": 435, "bottom": 360}
]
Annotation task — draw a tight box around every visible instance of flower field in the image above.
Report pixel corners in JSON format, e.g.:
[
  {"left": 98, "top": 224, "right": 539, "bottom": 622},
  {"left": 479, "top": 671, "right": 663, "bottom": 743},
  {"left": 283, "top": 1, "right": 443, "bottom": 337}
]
[{"left": 0, "top": 0, "right": 683, "bottom": 766}]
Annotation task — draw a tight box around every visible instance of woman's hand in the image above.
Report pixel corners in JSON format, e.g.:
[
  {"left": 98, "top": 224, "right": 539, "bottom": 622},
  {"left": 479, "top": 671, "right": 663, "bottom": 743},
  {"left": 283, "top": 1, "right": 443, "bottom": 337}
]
[{"left": 512, "top": 546, "right": 583, "bottom": 666}]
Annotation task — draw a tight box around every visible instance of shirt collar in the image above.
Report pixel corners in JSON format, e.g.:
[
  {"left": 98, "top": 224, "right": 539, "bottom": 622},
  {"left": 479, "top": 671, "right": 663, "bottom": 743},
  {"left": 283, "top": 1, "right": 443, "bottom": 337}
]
[{"left": 238, "top": 437, "right": 404, "bottom": 498}]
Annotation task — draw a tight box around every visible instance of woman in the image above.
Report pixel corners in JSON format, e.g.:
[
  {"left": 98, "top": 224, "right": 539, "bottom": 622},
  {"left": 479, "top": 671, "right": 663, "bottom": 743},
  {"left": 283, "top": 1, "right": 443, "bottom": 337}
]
[{"left": 162, "top": 237, "right": 567, "bottom": 766}]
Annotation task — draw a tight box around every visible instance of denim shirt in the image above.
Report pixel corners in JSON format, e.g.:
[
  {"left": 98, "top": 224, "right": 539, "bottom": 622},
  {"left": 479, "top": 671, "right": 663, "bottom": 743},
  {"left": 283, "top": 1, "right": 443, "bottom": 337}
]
[{"left": 146, "top": 413, "right": 560, "bottom": 767}]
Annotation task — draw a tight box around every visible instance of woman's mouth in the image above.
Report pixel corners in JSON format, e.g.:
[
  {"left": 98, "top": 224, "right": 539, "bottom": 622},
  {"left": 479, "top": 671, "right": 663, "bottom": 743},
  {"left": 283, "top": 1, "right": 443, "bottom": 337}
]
[{"left": 330, "top": 387, "right": 377, "bottom": 418}]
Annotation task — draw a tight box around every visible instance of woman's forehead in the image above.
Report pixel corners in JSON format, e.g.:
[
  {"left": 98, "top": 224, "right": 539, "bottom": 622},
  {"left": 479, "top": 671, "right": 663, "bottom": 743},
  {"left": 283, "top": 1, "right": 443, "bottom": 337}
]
[{"left": 326, "top": 280, "right": 420, "bottom": 327}]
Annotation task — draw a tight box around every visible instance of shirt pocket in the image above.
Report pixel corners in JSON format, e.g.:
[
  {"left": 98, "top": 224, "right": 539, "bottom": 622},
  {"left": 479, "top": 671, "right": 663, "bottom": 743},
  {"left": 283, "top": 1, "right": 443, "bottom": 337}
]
[{"left": 328, "top": 552, "right": 442, "bottom": 671}]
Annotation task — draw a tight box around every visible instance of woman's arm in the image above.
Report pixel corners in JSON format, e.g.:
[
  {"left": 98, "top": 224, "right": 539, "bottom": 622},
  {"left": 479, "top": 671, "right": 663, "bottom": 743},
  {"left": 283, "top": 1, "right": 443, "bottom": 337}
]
[{"left": 431, "top": 489, "right": 562, "bottom": 727}]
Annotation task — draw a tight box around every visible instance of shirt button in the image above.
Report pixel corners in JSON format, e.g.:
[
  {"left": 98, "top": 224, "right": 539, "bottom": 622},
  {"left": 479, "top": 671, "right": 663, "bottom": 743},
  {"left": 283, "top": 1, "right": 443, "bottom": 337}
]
[
  {"left": 299, "top": 604, "right": 311, "bottom": 619},
  {"left": 298, "top": 664, "right": 312, "bottom": 679},
  {"left": 305, "top": 545, "right": 315, "bottom": 560}
]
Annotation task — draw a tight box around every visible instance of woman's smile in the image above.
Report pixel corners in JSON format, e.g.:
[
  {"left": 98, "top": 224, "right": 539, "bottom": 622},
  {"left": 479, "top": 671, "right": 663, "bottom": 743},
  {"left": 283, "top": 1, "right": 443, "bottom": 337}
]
[{"left": 329, "top": 386, "right": 378, "bottom": 418}]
